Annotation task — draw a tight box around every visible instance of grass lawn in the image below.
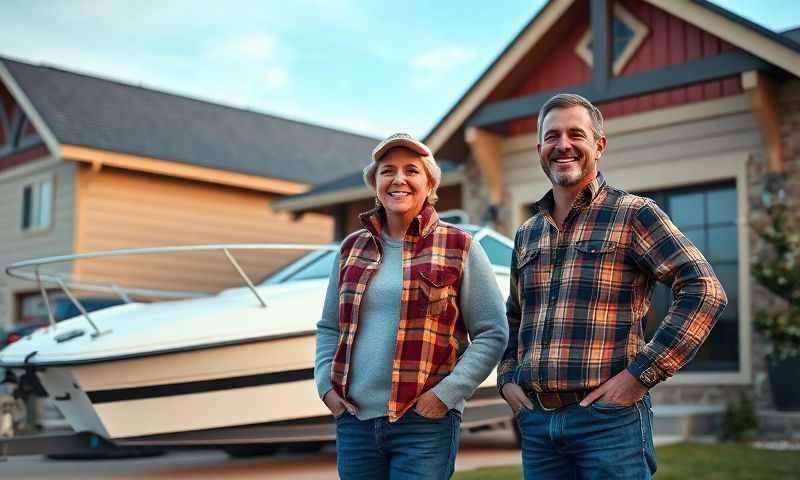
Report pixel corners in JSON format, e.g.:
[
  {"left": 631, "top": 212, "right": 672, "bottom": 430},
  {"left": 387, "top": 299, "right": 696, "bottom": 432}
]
[{"left": 454, "top": 442, "right": 800, "bottom": 479}]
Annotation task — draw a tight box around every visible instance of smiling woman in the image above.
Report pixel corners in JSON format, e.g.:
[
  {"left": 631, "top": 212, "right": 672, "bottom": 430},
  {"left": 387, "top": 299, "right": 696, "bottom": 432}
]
[
  {"left": 314, "top": 132, "right": 508, "bottom": 480},
  {"left": 366, "top": 135, "right": 441, "bottom": 239}
]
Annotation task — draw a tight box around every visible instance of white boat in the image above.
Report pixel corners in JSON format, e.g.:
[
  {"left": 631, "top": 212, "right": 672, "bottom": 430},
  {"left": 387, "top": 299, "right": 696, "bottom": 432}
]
[{"left": 0, "top": 224, "right": 513, "bottom": 451}]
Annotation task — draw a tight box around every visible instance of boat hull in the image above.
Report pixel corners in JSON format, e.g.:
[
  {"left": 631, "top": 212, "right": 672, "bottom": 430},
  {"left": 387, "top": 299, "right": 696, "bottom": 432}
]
[{"left": 22, "top": 334, "right": 506, "bottom": 441}]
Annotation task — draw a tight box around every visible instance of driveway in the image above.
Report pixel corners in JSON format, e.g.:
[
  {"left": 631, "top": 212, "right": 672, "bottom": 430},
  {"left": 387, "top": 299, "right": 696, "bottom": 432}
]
[{"left": 0, "top": 428, "right": 521, "bottom": 479}]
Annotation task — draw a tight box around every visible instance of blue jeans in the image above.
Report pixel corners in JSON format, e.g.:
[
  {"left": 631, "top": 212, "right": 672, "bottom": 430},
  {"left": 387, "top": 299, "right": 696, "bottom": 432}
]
[
  {"left": 334, "top": 409, "right": 461, "bottom": 479},
  {"left": 516, "top": 393, "right": 657, "bottom": 480}
]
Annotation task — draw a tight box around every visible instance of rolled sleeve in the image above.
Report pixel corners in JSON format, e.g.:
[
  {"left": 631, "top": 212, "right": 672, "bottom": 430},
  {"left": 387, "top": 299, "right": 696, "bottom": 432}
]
[{"left": 629, "top": 199, "right": 728, "bottom": 386}]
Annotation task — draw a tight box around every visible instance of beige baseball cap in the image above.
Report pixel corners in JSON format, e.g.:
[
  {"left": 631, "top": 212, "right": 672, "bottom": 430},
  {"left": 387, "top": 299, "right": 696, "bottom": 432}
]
[
  {"left": 371, "top": 132, "right": 434, "bottom": 162},
  {"left": 363, "top": 132, "right": 442, "bottom": 203}
]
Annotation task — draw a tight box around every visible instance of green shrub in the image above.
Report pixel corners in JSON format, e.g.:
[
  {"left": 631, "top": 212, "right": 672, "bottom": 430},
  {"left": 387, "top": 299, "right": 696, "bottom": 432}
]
[{"left": 721, "top": 391, "right": 758, "bottom": 441}]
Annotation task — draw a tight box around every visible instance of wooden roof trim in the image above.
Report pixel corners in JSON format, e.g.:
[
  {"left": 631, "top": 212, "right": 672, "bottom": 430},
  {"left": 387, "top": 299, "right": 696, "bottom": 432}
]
[
  {"left": 0, "top": 60, "right": 60, "bottom": 158},
  {"left": 425, "top": 0, "right": 574, "bottom": 153},
  {"left": 646, "top": 0, "right": 800, "bottom": 77},
  {"left": 60, "top": 145, "right": 309, "bottom": 195}
]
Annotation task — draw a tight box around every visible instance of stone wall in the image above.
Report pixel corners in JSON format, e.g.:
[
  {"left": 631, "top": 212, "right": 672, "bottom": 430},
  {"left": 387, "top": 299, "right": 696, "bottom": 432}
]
[{"left": 746, "top": 79, "right": 800, "bottom": 409}]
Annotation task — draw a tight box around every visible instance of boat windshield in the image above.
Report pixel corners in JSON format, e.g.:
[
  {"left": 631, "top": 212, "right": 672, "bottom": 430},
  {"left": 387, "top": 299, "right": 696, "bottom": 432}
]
[
  {"left": 261, "top": 250, "right": 337, "bottom": 285},
  {"left": 262, "top": 225, "right": 512, "bottom": 286}
]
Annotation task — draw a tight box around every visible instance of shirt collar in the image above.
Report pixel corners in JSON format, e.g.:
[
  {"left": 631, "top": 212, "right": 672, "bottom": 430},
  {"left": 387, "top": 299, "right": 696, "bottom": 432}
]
[
  {"left": 533, "top": 172, "right": 606, "bottom": 214},
  {"left": 359, "top": 203, "right": 440, "bottom": 240}
]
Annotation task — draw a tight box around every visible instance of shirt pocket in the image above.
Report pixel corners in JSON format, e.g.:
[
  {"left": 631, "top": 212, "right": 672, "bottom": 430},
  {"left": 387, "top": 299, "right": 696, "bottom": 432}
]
[
  {"left": 517, "top": 248, "right": 542, "bottom": 287},
  {"left": 517, "top": 248, "right": 540, "bottom": 270},
  {"left": 571, "top": 240, "right": 620, "bottom": 305},
  {"left": 574, "top": 239, "right": 617, "bottom": 255},
  {"left": 418, "top": 268, "right": 459, "bottom": 318},
  {"left": 573, "top": 240, "right": 618, "bottom": 269},
  {"left": 516, "top": 248, "right": 542, "bottom": 312}
]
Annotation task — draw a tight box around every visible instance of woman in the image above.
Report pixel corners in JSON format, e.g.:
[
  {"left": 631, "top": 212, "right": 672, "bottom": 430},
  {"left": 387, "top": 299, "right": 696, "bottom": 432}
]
[{"left": 314, "top": 133, "right": 508, "bottom": 479}]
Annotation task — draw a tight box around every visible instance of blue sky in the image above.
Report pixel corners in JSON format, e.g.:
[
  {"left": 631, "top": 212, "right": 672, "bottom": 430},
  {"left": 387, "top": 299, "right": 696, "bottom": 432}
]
[{"left": 0, "top": 1, "right": 798, "bottom": 139}]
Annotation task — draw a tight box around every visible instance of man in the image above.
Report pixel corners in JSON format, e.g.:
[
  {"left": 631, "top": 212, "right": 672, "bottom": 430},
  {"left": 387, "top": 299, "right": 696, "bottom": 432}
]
[{"left": 498, "top": 93, "right": 727, "bottom": 479}]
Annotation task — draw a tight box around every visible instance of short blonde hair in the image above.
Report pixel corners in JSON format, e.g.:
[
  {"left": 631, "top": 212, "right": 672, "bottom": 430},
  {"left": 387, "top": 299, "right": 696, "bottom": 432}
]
[{"left": 363, "top": 135, "right": 441, "bottom": 204}]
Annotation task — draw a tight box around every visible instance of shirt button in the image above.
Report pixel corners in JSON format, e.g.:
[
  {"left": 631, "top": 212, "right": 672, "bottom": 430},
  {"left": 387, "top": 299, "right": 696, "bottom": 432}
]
[{"left": 550, "top": 295, "right": 557, "bottom": 301}]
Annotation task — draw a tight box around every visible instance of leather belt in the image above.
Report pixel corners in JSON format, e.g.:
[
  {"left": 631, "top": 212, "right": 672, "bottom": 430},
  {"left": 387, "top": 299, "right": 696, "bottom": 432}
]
[{"left": 522, "top": 387, "right": 589, "bottom": 411}]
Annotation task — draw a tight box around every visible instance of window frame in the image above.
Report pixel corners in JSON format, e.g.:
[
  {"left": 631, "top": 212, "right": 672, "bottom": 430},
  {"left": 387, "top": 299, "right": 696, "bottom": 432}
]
[
  {"left": 636, "top": 181, "right": 740, "bottom": 373},
  {"left": 20, "top": 175, "right": 55, "bottom": 234}
]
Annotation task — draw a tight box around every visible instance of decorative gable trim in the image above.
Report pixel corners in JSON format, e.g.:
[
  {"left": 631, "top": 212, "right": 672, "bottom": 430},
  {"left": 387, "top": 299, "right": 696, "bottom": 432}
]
[
  {"left": 0, "top": 61, "right": 60, "bottom": 159},
  {"left": 575, "top": 2, "right": 649, "bottom": 75}
]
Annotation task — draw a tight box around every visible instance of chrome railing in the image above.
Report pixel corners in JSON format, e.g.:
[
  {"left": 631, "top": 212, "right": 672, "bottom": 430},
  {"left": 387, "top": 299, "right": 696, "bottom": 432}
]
[{"left": 5, "top": 244, "right": 338, "bottom": 338}]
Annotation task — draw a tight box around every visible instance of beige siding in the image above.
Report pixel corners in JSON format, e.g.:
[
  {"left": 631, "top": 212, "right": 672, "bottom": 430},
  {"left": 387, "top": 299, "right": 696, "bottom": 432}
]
[
  {"left": 73, "top": 164, "right": 332, "bottom": 296},
  {"left": 0, "top": 157, "right": 76, "bottom": 326}
]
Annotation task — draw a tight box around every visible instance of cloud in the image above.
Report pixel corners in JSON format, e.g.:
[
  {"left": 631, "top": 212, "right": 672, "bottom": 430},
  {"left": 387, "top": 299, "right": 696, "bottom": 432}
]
[
  {"left": 410, "top": 46, "right": 477, "bottom": 91},
  {"left": 207, "top": 33, "right": 276, "bottom": 62},
  {"left": 264, "top": 67, "right": 289, "bottom": 89},
  {"left": 411, "top": 47, "right": 477, "bottom": 74}
]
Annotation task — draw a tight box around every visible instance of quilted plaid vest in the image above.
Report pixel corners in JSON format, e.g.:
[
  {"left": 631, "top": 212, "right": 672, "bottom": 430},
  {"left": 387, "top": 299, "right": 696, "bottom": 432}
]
[{"left": 330, "top": 204, "right": 471, "bottom": 421}]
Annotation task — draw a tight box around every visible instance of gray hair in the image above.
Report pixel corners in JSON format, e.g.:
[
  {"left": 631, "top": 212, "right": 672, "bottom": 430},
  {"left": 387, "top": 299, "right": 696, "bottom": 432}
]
[
  {"left": 362, "top": 146, "right": 441, "bottom": 205},
  {"left": 537, "top": 93, "right": 605, "bottom": 142}
]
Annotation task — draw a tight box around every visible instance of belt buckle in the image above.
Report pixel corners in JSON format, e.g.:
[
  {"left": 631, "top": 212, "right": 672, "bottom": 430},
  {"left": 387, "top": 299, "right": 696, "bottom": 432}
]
[{"left": 534, "top": 391, "right": 560, "bottom": 412}]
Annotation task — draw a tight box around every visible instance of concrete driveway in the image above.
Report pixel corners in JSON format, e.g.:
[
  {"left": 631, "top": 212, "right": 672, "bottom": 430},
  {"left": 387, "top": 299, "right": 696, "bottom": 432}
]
[{"left": 0, "top": 428, "right": 521, "bottom": 479}]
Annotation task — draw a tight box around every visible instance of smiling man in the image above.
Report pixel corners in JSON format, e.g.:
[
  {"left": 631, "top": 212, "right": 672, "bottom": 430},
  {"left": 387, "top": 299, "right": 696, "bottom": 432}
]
[{"left": 498, "top": 93, "right": 728, "bottom": 479}]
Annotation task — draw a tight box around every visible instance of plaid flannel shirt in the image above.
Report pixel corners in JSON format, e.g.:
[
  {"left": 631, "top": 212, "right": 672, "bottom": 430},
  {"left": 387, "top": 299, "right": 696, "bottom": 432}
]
[
  {"left": 331, "top": 204, "right": 472, "bottom": 421},
  {"left": 498, "top": 173, "right": 728, "bottom": 392}
]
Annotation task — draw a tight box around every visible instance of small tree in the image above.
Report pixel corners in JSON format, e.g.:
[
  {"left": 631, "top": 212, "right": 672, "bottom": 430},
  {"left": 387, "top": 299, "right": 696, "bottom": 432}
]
[{"left": 751, "top": 202, "right": 800, "bottom": 360}]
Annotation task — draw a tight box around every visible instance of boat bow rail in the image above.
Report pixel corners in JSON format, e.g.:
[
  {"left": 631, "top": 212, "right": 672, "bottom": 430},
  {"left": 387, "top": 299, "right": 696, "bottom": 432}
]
[{"left": 4, "top": 243, "right": 338, "bottom": 339}]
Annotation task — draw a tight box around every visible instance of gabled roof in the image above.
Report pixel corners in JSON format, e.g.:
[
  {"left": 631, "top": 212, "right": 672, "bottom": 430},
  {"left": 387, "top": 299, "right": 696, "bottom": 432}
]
[
  {"left": 423, "top": 0, "right": 800, "bottom": 155},
  {"left": 0, "top": 57, "right": 379, "bottom": 185},
  {"left": 785, "top": 27, "right": 800, "bottom": 44}
]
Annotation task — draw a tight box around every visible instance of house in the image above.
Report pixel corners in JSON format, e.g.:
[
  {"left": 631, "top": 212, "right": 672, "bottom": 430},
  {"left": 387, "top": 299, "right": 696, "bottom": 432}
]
[
  {"left": 0, "top": 57, "right": 378, "bottom": 328},
  {"left": 274, "top": 0, "right": 800, "bottom": 429}
]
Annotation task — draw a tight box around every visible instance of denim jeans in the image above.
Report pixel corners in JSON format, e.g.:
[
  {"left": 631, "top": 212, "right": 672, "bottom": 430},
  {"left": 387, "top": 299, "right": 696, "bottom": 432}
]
[
  {"left": 334, "top": 409, "right": 461, "bottom": 480},
  {"left": 516, "top": 393, "right": 657, "bottom": 480}
]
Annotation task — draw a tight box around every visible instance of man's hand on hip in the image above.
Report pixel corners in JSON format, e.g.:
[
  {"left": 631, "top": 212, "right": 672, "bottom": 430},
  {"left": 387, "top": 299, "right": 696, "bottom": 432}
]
[
  {"left": 580, "top": 369, "right": 648, "bottom": 407},
  {"left": 501, "top": 383, "right": 535, "bottom": 414}
]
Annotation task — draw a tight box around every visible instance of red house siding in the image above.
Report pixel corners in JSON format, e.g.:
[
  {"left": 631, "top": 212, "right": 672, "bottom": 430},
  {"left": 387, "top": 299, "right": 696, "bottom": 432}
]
[{"left": 508, "top": 0, "right": 743, "bottom": 135}]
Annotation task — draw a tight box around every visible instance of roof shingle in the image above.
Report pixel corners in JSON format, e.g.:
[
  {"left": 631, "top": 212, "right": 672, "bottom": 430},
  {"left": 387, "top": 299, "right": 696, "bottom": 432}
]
[{"left": 2, "top": 57, "right": 379, "bottom": 184}]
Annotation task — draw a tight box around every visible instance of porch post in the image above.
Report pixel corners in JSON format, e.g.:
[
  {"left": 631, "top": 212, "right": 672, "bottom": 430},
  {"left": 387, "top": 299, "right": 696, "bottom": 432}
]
[{"left": 465, "top": 126, "right": 505, "bottom": 230}]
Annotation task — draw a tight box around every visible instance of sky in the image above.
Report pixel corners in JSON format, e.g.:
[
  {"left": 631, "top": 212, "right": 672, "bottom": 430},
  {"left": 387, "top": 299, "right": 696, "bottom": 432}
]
[{"left": 1, "top": 1, "right": 798, "bottom": 140}]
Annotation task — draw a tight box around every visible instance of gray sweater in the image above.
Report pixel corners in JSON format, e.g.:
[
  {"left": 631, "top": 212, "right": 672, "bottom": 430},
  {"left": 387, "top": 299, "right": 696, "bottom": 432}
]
[{"left": 314, "top": 232, "right": 508, "bottom": 420}]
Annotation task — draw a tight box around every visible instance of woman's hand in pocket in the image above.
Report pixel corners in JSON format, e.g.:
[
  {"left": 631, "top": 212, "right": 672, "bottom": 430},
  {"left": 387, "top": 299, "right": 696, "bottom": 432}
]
[
  {"left": 415, "top": 390, "right": 449, "bottom": 419},
  {"left": 323, "top": 389, "right": 358, "bottom": 418}
]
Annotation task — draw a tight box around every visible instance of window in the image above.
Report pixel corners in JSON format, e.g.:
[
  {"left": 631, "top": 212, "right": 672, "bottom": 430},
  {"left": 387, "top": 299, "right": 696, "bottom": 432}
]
[
  {"left": 637, "top": 183, "right": 739, "bottom": 372},
  {"left": 284, "top": 251, "right": 336, "bottom": 282},
  {"left": 479, "top": 235, "right": 513, "bottom": 268},
  {"left": 21, "top": 178, "right": 53, "bottom": 231},
  {"left": 575, "top": 3, "right": 649, "bottom": 75}
]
